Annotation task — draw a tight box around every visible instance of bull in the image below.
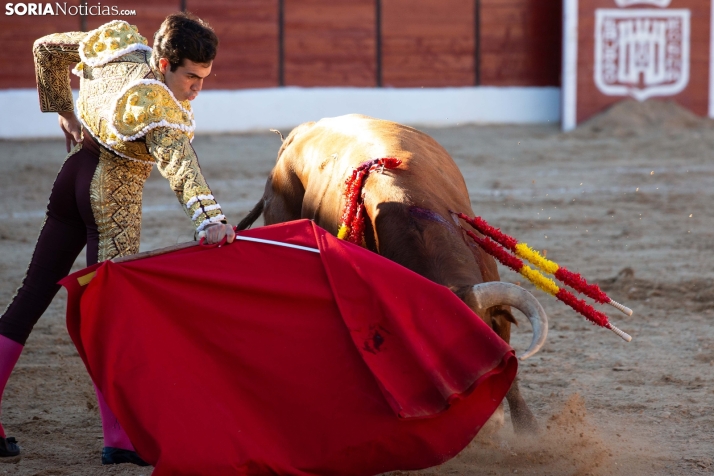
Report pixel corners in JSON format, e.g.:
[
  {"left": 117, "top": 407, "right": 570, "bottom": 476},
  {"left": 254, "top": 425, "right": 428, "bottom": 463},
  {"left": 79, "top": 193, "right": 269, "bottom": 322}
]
[{"left": 238, "top": 114, "right": 548, "bottom": 434}]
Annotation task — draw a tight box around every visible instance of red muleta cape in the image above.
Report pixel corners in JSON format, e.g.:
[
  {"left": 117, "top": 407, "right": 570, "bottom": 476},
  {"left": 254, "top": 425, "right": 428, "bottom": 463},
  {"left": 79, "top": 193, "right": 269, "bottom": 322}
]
[{"left": 61, "top": 220, "right": 517, "bottom": 475}]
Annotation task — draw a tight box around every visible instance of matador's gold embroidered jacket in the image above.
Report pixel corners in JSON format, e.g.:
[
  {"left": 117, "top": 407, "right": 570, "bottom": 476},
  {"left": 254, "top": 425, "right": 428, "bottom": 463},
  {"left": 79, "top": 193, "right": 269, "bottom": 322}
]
[{"left": 33, "top": 20, "right": 225, "bottom": 260}]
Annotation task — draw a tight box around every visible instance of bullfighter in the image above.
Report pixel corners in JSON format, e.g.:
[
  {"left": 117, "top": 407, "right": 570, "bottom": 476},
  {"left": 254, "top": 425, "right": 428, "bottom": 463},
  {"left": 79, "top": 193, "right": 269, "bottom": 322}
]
[{"left": 0, "top": 12, "right": 235, "bottom": 465}]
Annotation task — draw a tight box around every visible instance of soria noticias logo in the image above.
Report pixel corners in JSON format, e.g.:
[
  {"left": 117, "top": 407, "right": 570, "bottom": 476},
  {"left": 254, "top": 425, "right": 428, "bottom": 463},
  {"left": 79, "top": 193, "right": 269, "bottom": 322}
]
[{"left": 5, "top": 3, "right": 136, "bottom": 15}]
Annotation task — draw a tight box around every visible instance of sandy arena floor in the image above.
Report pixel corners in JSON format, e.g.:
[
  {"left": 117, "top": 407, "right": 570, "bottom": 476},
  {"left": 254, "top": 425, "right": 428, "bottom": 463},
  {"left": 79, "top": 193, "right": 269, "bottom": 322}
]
[{"left": 0, "top": 102, "right": 712, "bottom": 475}]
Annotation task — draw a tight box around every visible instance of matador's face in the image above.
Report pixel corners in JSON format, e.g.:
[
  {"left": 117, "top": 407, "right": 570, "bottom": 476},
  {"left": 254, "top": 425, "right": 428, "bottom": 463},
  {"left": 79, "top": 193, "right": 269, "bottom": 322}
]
[{"left": 159, "top": 57, "right": 212, "bottom": 102}]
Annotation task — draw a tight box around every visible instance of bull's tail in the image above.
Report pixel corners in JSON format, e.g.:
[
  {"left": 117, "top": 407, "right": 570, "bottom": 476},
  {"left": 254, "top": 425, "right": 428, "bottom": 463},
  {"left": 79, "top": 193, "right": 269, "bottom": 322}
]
[{"left": 236, "top": 199, "right": 265, "bottom": 230}]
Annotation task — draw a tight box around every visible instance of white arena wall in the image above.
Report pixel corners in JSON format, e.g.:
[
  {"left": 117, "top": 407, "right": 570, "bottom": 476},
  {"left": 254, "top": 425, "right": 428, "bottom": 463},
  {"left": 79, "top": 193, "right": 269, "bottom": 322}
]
[{"left": 0, "top": 87, "right": 561, "bottom": 139}]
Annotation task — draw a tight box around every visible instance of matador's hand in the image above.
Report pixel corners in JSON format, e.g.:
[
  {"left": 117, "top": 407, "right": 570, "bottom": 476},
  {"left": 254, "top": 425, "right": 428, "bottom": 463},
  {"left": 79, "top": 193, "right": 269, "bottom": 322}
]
[
  {"left": 200, "top": 223, "right": 236, "bottom": 245},
  {"left": 58, "top": 112, "right": 82, "bottom": 152}
]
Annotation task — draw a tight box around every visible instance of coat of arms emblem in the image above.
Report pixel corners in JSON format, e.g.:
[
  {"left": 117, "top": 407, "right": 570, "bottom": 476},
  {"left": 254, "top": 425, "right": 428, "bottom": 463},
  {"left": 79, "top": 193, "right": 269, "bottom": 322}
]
[
  {"left": 594, "top": 9, "right": 690, "bottom": 101},
  {"left": 614, "top": 0, "right": 671, "bottom": 6}
]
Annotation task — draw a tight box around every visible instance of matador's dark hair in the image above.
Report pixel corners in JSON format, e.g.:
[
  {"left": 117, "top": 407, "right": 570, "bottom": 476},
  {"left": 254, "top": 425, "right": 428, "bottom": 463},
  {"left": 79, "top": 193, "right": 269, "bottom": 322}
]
[{"left": 153, "top": 12, "right": 218, "bottom": 72}]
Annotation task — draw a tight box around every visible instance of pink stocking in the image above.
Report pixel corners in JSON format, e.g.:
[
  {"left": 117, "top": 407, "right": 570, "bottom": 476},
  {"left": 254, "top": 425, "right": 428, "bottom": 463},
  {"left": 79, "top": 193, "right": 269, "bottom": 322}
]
[
  {"left": 0, "top": 335, "right": 24, "bottom": 439},
  {"left": 93, "top": 384, "right": 134, "bottom": 451},
  {"left": 1, "top": 334, "right": 134, "bottom": 451}
]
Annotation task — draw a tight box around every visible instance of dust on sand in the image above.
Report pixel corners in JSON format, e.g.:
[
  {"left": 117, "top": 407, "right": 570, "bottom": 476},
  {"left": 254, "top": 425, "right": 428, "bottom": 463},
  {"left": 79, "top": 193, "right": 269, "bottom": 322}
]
[
  {"left": 393, "top": 394, "right": 620, "bottom": 476},
  {"left": 0, "top": 100, "right": 712, "bottom": 474}
]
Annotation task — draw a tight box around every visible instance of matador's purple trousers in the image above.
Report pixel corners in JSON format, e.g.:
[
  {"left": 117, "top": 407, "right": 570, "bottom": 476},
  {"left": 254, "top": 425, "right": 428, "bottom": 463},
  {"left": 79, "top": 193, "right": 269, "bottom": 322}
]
[{"left": 0, "top": 134, "right": 135, "bottom": 452}]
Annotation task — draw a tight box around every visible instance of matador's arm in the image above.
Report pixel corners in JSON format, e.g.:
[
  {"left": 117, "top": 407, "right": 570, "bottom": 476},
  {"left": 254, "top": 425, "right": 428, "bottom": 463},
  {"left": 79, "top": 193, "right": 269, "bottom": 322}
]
[
  {"left": 146, "top": 127, "right": 227, "bottom": 232},
  {"left": 33, "top": 31, "right": 86, "bottom": 113}
]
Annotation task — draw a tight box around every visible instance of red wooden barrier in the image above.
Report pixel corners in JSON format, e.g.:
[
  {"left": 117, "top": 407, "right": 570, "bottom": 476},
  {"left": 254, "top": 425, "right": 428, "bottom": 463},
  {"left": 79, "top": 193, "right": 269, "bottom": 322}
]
[
  {"left": 84, "top": 0, "right": 179, "bottom": 36},
  {"left": 189, "top": 0, "right": 279, "bottom": 89},
  {"left": 480, "top": 0, "right": 562, "bottom": 86},
  {"left": 0, "top": 1, "right": 564, "bottom": 91},
  {"left": 381, "top": 0, "right": 475, "bottom": 87},
  {"left": 0, "top": 2, "right": 82, "bottom": 89},
  {"left": 284, "top": 0, "right": 376, "bottom": 87}
]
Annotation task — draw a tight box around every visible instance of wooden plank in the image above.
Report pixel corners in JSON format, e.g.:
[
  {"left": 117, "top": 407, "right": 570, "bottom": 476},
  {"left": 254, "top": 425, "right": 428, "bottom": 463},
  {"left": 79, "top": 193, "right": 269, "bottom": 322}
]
[
  {"left": 0, "top": 3, "right": 83, "bottom": 89},
  {"left": 479, "top": 0, "right": 562, "bottom": 86},
  {"left": 0, "top": 1, "right": 182, "bottom": 90},
  {"left": 381, "top": 0, "right": 475, "bottom": 87},
  {"left": 85, "top": 0, "right": 181, "bottom": 40},
  {"left": 188, "top": 0, "right": 279, "bottom": 89},
  {"left": 284, "top": 0, "right": 376, "bottom": 87},
  {"left": 0, "top": 0, "right": 565, "bottom": 93}
]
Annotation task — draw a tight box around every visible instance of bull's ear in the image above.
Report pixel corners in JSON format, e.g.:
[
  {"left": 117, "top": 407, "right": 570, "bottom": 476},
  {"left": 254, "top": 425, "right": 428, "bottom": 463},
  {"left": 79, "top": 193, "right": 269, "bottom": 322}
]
[
  {"left": 270, "top": 129, "right": 285, "bottom": 142},
  {"left": 493, "top": 307, "right": 519, "bottom": 326}
]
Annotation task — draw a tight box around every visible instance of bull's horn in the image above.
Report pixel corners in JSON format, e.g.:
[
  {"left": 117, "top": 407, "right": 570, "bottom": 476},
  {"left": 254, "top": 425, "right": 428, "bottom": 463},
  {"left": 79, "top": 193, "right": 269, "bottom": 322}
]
[
  {"left": 470, "top": 282, "right": 548, "bottom": 361},
  {"left": 269, "top": 129, "right": 285, "bottom": 142}
]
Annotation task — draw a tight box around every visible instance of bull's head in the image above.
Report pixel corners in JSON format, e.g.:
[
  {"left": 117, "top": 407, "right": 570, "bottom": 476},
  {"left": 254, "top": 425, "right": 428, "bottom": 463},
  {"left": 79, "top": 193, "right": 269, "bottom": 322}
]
[{"left": 466, "top": 282, "right": 548, "bottom": 360}]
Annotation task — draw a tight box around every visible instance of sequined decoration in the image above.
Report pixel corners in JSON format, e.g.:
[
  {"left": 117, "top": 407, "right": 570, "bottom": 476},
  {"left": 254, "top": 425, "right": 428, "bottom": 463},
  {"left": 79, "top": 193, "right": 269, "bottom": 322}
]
[
  {"left": 33, "top": 31, "right": 86, "bottom": 112},
  {"left": 113, "top": 82, "right": 194, "bottom": 140},
  {"left": 75, "top": 48, "right": 158, "bottom": 161},
  {"left": 35, "top": 20, "right": 224, "bottom": 244},
  {"left": 79, "top": 20, "right": 148, "bottom": 65},
  {"left": 90, "top": 147, "right": 153, "bottom": 261},
  {"left": 146, "top": 128, "right": 224, "bottom": 229}
]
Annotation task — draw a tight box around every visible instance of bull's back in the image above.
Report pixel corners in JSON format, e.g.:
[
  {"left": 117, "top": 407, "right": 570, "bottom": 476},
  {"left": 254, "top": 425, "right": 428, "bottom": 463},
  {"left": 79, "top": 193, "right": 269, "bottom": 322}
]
[
  {"left": 273, "top": 115, "right": 494, "bottom": 287},
  {"left": 286, "top": 115, "right": 474, "bottom": 214}
]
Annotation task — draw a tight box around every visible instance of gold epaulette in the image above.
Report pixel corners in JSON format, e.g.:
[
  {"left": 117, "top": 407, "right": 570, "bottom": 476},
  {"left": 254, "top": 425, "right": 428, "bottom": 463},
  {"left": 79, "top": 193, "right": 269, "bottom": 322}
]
[
  {"left": 78, "top": 20, "right": 150, "bottom": 68},
  {"left": 108, "top": 80, "right": 195, "bottom": 143}
]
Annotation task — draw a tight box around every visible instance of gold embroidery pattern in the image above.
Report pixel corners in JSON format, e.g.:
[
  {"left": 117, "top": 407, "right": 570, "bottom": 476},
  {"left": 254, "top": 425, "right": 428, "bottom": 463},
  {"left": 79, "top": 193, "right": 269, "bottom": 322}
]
[
  {"left": 90, "top": 147, "right": 153, "bottom": 261},
  {"left": 79, "top": 20, "right": 148, "bottom": 66},
  {"left": 113, "top": 82, "right": 194, "bottom": 139},
  {"left": 33, "top": 31, "right": 86, "bottom": 112},
  {"left": 146, "top": 127, "right": 225, "bottom": 229},
  {"left": 36, "top": 23, "right": 224, "bottom": 243},
  {"left": 75, "top": 51, "right": 157, "bottom": 162}
]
